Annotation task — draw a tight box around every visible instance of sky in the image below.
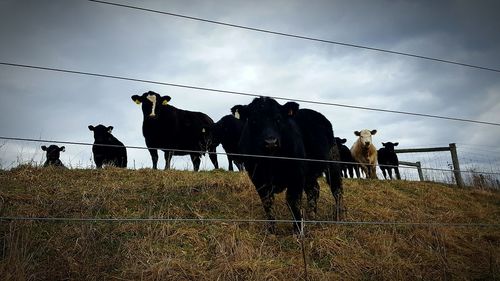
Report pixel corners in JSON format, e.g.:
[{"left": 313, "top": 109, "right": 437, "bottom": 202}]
[{"left": 0, "top": 0, "right": 499, "bottom": 178}]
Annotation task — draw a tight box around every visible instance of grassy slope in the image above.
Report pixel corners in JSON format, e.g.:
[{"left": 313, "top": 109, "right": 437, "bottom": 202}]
[{"left": 0, "top": 166, "right": 499, "bottom": 281}]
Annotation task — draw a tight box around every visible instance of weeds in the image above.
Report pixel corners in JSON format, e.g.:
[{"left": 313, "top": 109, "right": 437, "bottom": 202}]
[{"left": 0, "top": 166, "right": 499, "bottom": 280}]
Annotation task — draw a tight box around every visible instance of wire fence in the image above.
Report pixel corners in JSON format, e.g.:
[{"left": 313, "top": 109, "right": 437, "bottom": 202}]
[
  {"left": 1, "top": 135, "right": 500, "bottom": 179},
  {"left": 0, "top": 216, "right": 498, "bottom": 228},
  {"left": 1, "top": 6, "right": 499, "bottom": 277}
]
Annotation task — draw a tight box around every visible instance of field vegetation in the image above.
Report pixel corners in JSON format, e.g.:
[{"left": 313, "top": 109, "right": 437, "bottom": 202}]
[{"left": 0, "top": 165, "right": 499, "bottom": 280}]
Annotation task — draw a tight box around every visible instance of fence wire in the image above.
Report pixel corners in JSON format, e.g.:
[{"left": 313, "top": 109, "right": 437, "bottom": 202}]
[
  {"left": 1, "top": 216, "right": 498, "bottom": 228},
  {"left": 2, "top": 135, "right": 500, "bottom": 176}
]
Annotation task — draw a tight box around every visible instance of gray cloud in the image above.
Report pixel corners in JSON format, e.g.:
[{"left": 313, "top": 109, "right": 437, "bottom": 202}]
[{"left": 0, "top": 0, "right": 499, "bottom": 173}]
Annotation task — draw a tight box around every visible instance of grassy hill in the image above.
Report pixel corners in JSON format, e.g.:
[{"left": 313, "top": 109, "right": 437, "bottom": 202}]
[{"left": 0, "top": 166, "right": 499, "bottom": 280}]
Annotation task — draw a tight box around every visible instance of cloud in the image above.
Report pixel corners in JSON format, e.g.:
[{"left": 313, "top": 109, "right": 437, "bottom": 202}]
[{"left": 0, "top": 0, "right": 499, "bottom": 174}]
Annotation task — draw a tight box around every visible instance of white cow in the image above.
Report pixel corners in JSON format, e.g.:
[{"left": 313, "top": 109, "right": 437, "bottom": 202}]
[{"left": 351, "top": 129, "right": 378, "bottom": 179}]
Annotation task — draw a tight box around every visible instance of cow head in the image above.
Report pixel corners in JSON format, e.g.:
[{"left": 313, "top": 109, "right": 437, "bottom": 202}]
[
  {"left": 88, "top": 124, "right": 114, "bottom": 143},
  {"left": 233, "top": 97, "right": 296, "bottom": 154},
  {"left": 381, "top": 141, "right": 399, "bottom": 152},
  {"left": 334, "top": 137, "right": 347, "bottom": 147},
  {"left": 41, "top": 145, "right": 65, "bottom": 162},
  {"left": 131, "top": 91, "right": 171, "bottom": 119},
  {"left": 354, "top": 129, "right": 377, "bottom": 148}
]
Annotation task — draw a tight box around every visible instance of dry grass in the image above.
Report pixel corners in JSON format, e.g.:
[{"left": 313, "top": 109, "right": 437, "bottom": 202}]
[{"left": 0, "top": 165, "right": 499, "bottom": 280}]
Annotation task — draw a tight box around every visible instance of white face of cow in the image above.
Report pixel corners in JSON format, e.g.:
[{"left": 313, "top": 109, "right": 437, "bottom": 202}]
[
  {"left": 356, "top": 129, "right": 377, "bottom": 147},
  {"left": 146, "top": 94, "right": 157, "bottom": 117}
]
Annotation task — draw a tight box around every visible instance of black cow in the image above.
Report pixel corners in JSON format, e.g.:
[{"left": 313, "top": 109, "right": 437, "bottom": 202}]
[
  {"left": 131, "top": 91, "right": 218, "bottom": 171},
  {"left": 334, "top": 137, "right": 357, "bottom": 178},
  {"left": 41, "top": 145, "right": 66, "bottom": 168},
  {"left": 377, "top": 142, "right": 401, "bottom": 180},
  {"left": 209, "top": 108, "right": 245, "bottom": 171},
  {"left": 233, "top": 97, "right": 343, "bottom": 233},
  {"left": 88, "top": 124, "right": 127, "bottom": 168}
]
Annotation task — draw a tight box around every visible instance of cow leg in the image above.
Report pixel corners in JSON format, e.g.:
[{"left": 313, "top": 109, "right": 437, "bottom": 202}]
[
  {"left": 227, "top": 156, "right": 234, "bottom": 171},
  {"left": 95, "top": 159, "right": 104, "bottom": 169},
  {"left": 163, "top": 150, "right": 173, "bottom": 170},
  {"left": 370, "top": 165, "right": 378, "bottom": 179},
  {"left": 304, "top": 180, "right": 320, "bottom": 220},
  {"left": 286, "top": 189, "right": 303, "bottom": 234},
  {"left": 257, "top": 187, "right": 277, "bottom": 233},
  {"left": 190, "top": 154, "right": 201, "bottom": 171},
  {"left": 395, "top": 167, "right": 401, "bottom": 180},
  {"left": 347, "top": 165, "right": 354, "bottom": 178},
  {"left": 148, "top": 149, "right": 158, "bottom": 170},
  {"left": 360, "top": 164, "right": 369, "bottom": 179},
  {"left": 388, "top": 168, "right": 393, "bottom": 180},
  {"left": 236, "top": 161, "right": 245, "bottom": 172},
  {"left": 354, "top": 164, "right": 361, "bottom": 178},
  {"left": 381, "top": 167, "right": 387, "bottom": 179},
  {"left": 208, "top": 146, "right": 219, "bottom": 169},
  {"left": 326, "top": 164, "right": 344, "bottom": 221}
]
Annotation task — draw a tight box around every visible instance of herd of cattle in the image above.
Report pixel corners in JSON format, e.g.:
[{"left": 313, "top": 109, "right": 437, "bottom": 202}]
[{"left": 40, "top": 91, "right": 403, "bottom": 232}]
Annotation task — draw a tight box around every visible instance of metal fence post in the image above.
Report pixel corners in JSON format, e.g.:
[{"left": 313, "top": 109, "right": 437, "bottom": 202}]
[{"left": 449, "top": 143, "right": 464, "bottom": 187}]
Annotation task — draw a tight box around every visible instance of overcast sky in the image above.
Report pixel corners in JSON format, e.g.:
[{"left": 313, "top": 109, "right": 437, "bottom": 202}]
[{"left": 0, "top": 0, "right": 499, "bottom": 175}]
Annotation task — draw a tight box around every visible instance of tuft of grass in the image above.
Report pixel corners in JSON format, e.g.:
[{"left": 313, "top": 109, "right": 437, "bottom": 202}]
[{"left": 0, "top": 166, "right": 499, "bottom": 280}]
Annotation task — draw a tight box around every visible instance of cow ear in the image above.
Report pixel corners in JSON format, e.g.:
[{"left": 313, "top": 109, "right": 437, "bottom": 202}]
[
  {"left": 131, "top": 95, "right": 142, "bottom": 105},
  {"left": 60, "top": 146, "right": 65, "bottom": 152},
  {"left": 394, "top": 142, "right": 399, "bottom": 146},
  {"left": 371, "top": 129, "right": 377, "bottom": 135},
  {"left": 107, "top": 126, "right": 114, "bottom": 133},
  {"left": 283, "top": 101, "right": 299, "bottom": 116},
  {"left": 41, "top": 145, "right": 47, "bottom": 151},
  {"left": 354, "top": 131, "right": 360, "bottom": 136},
  {"left": 341, "top": 138, "right": 347, "bottom": 144},
  {"left": 382, "top": 142, "right": 386, "bottom": 146},
  {"left": 161, "top": 95, "right": 171, "bottom": 106},
  {"left": 231, "top": 105, "right": 247, "bottom": 120},
  {"left": 88, "top": 125, "right": 95, "bottom": 131}
]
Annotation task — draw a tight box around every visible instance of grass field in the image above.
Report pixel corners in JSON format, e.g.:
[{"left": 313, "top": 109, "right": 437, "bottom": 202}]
[{"left": 1, "top": 165, "right": 499, "bottom": 280}]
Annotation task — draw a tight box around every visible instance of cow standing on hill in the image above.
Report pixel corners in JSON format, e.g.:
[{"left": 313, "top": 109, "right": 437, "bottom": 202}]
[
  {"left": 41, "top": 145, "right": 66, "bottom": 168},
  {"left": 351, "top": 129, "right": 378, "bottom": 179},
  {"left": 233, "top": 97, "right": 343, "bottom": 233},
  {"left": 210, "top": 109, "right": 244, "bottom": 171},
  {"left": 378, "top": 142, "right": 401, "bottom": 180},
  {"left": 334, "top": 137, "right": 357, "bottom": 178},
  {"left": 131, "top": 91, "right": 218, "bottom": 171},
  {"left": 88, "top": 124, "right": 127, "bottom": 168}
]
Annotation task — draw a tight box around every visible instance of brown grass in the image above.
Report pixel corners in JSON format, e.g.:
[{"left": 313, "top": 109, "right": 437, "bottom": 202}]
[{"left": 0, "top": 165, "right": 499, "bottom": 280}]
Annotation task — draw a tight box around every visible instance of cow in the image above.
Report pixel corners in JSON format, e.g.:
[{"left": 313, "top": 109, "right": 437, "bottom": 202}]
[
  {"left": 378, "top": 141, "right": 401, "bottom": 180},
  {"left": 131, "top": 91, "right": 218, "bottom": 171},
  {"left": 209, "top": 109, "right": 245, "bottom": 171},
  {"left": 88, "top": 124, "right": 127, "bottom": 168},
  {"left": 232, "top": 97, "right": 343, "bottom": 233},
  {"left": 41, "top": 145, "right": 66, "bottom": 168},
  {"left": 351, "top": 129, "right": 378, "bottom": 179},
  {"left": 334, "top": 137, "right": 357, "bottom": 178}
]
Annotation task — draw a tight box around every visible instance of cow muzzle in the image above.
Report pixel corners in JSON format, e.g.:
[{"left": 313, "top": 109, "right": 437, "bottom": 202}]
[{"left": 264, "top": 137, "right": 279, "bottom": 150}]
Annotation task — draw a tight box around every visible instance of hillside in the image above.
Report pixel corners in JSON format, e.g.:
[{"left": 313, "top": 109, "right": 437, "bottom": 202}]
[{"left": 0, "top": 166, "right": 499, "bottom": 280}]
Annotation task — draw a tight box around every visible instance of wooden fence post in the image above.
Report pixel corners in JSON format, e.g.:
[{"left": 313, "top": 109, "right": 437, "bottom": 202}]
[
  {"left": 449, "top": 143, "right": 464, "bottom": 188},
  {"left": 399, "top": 161, "right": 424, "bottom": 181},
  {"left": 415, "top": 161, "right": 424, "bottom": 182}
]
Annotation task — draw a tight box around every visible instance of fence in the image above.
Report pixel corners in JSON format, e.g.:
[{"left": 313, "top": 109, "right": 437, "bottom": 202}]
[{"left": 396, "top": 143, "right": 472, "bottom": 188}]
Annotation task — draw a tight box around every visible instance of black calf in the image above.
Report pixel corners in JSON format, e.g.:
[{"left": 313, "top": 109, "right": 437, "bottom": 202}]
[
  {"left": 41, "top": 145, "right": 66, "bottom": 168},
  {"left": 377, "top": 142, "right": 401, "bottom": 180},
  {"left": 88, "top": 124, "right": 127, "bottom": 168}
]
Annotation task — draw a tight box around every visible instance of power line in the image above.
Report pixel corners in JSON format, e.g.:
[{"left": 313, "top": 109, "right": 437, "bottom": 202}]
[
  {"left": 87, "top": 0, "right": 500, "bottom": 74},
  {"left": 3, "top": 135, "right": 500, "bottom": 176},
  {"left": 1, "top": 216, "right": 498, "bottom": 228},
  {"left": 1, "top": 61, "right": 499, "bottom": 127}
]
